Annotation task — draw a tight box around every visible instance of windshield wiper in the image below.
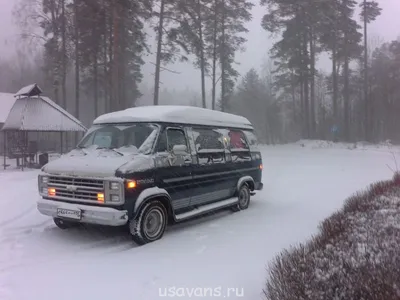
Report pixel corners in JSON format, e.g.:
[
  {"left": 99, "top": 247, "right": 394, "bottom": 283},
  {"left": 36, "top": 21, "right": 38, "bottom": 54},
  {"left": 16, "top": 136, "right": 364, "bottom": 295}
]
[
  {"left": 97, "top": 147, "right": 124, "bottom": 156},
  {"left": 73, "top": 146, "right": 88, "bottom": 155}
]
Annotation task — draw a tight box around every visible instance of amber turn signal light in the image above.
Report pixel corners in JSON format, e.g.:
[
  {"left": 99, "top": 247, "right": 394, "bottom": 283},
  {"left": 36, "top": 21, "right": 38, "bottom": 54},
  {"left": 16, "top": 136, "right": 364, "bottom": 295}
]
[
  {"left": 97, "top": 193, "right": 105, "bottom": 202},
  {"left": 126, "top": 180, "right": 136, "bottom": 189},
  {"left": 48, "top": 188, "right": 56, "bottom": 197}
]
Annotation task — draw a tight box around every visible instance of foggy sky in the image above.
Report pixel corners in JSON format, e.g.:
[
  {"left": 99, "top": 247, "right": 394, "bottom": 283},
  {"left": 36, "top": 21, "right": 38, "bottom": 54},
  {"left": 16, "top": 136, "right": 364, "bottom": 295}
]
[{"left": 0, "top": 0, "right": 399, "bottom": 93}]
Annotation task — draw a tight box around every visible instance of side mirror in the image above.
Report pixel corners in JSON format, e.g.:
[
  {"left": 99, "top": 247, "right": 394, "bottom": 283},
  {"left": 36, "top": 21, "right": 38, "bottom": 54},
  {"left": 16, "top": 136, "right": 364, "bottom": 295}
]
[{"left": 172, "top": 144, "right": 187, "bottom": 154}]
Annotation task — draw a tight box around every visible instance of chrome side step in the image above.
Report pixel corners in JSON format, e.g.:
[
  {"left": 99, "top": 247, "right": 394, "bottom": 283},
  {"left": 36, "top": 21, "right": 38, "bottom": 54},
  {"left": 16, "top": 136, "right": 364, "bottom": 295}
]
[{"left": 174, "top": 197, "right": 238, "bottom": 221}]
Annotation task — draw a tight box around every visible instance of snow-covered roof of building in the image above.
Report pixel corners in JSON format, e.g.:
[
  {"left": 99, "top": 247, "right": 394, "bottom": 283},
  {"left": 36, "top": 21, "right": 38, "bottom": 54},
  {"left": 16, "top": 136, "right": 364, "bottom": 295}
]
[
  {"left": 0, "top": 92, "right": 17, "bottom": 124},
  {"left": 93, "top": 105, "right": 253, "bottom": 129},
  {"left": 2, "top": 95, "right": 87, "bottom": 132},
  {"left": 15, "top": 83, "right": 43, "bottom": 97}
]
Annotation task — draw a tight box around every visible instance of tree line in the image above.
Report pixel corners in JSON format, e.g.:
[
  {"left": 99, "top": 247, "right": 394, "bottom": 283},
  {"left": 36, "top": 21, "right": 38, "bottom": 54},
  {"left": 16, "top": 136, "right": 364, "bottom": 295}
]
[
  {"left": 227, "top": 0, "right": 392, "bottom": 144},
  {"left": 251, "top": 0, "right": 382, "bottom": 143},
  {"left": 12, "top": 0, "right": 253, "bottom": 121},
  {"left": 5, "top": 0, "right": 400, "bottom": 144}
]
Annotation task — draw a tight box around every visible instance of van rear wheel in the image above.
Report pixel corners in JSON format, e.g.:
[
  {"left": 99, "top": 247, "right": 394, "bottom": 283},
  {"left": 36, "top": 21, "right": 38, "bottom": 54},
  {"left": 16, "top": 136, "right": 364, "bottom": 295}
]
[
  {"left": 231, "top": 184, "right": 251, "bottom": 212},
  {"left": 129, "top": 200, "right": 167, "bottom": 245}
]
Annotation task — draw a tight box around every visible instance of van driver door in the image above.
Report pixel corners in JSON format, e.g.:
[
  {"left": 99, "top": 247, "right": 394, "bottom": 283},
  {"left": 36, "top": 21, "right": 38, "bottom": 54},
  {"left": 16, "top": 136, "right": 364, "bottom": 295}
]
[{"left": 154, "top": 127, "right": 194, "bottom": 212}]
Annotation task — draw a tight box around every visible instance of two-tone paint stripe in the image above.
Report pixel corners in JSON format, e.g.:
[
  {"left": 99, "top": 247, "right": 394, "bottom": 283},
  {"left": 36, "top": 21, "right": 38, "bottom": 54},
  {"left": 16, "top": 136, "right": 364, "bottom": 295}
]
[{"left": 163, "top": 166, "right": 260, "bottom": 184}]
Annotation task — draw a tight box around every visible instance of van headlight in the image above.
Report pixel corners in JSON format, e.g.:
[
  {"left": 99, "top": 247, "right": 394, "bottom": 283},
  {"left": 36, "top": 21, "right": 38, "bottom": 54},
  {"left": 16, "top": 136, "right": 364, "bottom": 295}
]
[
  {"left": 38, "top": 175, "right": 49, "bottom": 196},
  {"left": 107, "top": 181, "right": 124, "bottom": 204},
  {"left": 110, "top": 195, "right": 120, "bottom": 202},
  {"left": 110, "top": 182, "right": 120, "bottom": 190}
]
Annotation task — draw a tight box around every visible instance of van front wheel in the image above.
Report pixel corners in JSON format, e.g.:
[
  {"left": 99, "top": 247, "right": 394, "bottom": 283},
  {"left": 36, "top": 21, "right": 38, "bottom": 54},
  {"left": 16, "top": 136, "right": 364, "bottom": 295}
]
[{"left": 129, "top": 201, "right": 167, "bottom": 245}]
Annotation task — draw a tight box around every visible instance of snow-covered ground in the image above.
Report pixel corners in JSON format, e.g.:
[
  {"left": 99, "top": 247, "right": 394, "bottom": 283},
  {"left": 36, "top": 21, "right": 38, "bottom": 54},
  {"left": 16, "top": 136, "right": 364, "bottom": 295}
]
[{"left": 0, "top": 142, "right": 399, "bottom": 300}]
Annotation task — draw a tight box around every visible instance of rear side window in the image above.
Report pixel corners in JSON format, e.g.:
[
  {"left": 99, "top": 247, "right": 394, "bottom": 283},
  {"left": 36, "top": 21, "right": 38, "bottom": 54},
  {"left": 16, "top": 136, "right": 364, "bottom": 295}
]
[
  {"left": 243, "top": 130, "right": 258, "bottom": 147},
  {"left": 228, "top": 130, "right": 249, "bottom": 151},
  {"left": 228, "top": 129, "right": 251, "bottom": 162},
  {"left": 192, "top": 128, "right": 225, "bottom": 165},
  {"left": 193, "top": 128, "right": 224, "bottom": 151}
]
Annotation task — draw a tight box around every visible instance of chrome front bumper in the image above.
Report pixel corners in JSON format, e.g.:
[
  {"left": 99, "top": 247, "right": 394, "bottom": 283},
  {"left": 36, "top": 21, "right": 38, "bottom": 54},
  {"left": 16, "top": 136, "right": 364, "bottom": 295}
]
[{"left": 37, "top": 199, "right": 128, "bottom": 226}]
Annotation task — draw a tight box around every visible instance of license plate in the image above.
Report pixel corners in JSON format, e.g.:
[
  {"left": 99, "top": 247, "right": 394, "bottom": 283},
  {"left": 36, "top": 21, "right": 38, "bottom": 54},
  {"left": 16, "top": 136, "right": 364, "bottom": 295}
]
[{"left": 57, "top": 208, "right": 82, "bottom": 220}]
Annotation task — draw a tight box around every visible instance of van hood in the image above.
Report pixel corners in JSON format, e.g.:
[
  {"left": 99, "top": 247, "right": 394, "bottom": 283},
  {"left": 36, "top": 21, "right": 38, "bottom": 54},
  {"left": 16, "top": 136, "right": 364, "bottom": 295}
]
[{"left": 42, "top": 148, "right": 155, "bottom": 178}]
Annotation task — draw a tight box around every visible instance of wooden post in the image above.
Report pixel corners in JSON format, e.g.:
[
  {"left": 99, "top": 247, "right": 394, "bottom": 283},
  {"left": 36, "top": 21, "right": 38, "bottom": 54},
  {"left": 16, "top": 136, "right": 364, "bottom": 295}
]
[
  {"left": 60, "top": 132, "right": 63, "bottom": 155},
  {"left": 3, "top": 131, "right": 6, "bottom": 170},
  {"left": 21, "top": 132, "right": 25, "bottom": 171}
]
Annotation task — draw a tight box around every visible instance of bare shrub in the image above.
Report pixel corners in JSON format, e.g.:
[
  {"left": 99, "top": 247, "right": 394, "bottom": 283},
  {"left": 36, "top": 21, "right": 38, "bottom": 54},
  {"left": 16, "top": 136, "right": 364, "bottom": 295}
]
[{"left": 263, "top": 172, "right": 400, "bottom": 300}]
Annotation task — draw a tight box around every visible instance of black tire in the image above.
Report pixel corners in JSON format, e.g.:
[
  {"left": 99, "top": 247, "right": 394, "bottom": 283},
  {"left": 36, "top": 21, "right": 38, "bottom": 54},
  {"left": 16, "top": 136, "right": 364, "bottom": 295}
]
[
  {"left": 53, "top": 217, "right": 79, "bottom": 229},
  {"left": 231, "top": 184, "right": 251, "bottom": 212},
  {"left": 129, "top": 200, "right": 168, "bottom": 245}
]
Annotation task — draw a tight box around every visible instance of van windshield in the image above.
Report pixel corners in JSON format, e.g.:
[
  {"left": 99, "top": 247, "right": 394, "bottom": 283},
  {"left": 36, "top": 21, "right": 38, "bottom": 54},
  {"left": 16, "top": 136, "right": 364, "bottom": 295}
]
[{"left": 77, "top": 123, "right": 159, "bottom": 155}]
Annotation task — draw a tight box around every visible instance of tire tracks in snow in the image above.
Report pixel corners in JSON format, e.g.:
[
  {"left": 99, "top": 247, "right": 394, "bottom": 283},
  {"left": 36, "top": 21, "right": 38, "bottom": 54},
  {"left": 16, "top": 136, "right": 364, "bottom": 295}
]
[
  {"left": 1, "top": 227, "right": 134, "bottom": 271},
  {"left": 2, "top": 219, "right": 53, "bottom": 236},
  {"left": 0, "top": 229, "right": 24, "bottom": 300},
  {"left": 0, "top": 234, "right": 135, "bottom": 275},
  {"left": 73, "top": 234, "right": 132, "bottom": 252},
  {"left": 0, "top": 205, "right": 36, "bottom": 228},
  {"left": 3, "top": 217, "right": 135, "bottom": 257}
]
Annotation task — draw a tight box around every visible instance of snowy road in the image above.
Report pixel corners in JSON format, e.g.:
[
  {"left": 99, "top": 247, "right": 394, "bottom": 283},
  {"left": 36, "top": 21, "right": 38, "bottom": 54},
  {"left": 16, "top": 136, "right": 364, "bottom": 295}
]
[{"left": 0, "top": 143, "right": 397, "bottom": 300}]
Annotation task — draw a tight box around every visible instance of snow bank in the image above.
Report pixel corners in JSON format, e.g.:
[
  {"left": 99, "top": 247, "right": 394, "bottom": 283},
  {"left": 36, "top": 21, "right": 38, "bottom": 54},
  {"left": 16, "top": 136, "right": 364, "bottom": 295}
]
[
  {"left": 295, "top": 139, "right": 397, "bottom": 151},
  {"left": 264, "top": 173, "right": 400, "bottom": 300}
]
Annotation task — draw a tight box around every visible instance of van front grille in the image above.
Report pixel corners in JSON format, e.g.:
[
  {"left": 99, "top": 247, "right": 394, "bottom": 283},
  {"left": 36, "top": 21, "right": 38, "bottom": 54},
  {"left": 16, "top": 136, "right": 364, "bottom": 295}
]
[
  {"left": 48, "top": 176, "right": 104, "bottom": 189},
  {"left": 48, "top": 176, "right": 104, "bottom": 202}
]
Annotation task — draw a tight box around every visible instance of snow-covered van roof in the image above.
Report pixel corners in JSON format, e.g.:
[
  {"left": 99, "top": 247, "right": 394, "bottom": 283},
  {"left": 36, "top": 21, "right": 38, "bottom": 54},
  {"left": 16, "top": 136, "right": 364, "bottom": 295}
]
[{"left": 93, "top": 105, "right": 253, "bottom": 129}]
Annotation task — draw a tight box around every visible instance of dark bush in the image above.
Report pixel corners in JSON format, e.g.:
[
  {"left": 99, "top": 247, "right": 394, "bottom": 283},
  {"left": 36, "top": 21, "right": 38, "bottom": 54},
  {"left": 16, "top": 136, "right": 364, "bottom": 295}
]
[{"left": 263, "top": 172, "right": 400, "bottom": 300}]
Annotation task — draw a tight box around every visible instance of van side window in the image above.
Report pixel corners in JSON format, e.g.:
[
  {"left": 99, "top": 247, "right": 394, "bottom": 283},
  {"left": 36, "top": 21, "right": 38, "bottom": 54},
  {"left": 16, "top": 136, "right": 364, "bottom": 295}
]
[
  {"left": 228, "top": 130, "right": 249, "bottom": 150},
  {"left": 167, "top": 128, "right": 188, "bottom": 152},
  {"left": 228, "top": 129, "right": 251, "bottom": 162},
  {"left": 192, "top": 128, "right": 225, "bottom": 165},
  {"left": 157, "top": 128, "right": 189, "bottom": 153},
  {"left": 156, "top": 130, "right": 168, "bottom": 152}
]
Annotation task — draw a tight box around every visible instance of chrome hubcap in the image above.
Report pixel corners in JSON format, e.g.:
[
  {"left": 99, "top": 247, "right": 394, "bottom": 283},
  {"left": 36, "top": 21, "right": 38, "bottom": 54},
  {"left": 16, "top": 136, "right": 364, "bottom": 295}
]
[{"left": 144, "top": 209, "right": 164, "bottom": 239}]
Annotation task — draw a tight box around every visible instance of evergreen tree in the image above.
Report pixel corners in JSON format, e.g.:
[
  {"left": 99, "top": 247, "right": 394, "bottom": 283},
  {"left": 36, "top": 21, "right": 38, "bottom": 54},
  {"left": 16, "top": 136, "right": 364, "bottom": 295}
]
[
  {"left": 359, "top": 0, "right": 382, "bottom": 141},
  {"left": 152, "top": 0, "right": 189, "bottom": 105},
  {"left": 174, "top": 0, "right": 211, "bottom": 108},
  {"left": 338, "top": 0, "right": 362, "bottom": 141},
  {"left": 261, "top": 0, "right": 316, "bottom": 138},
  {"left": 214, "top": 0, "right": 253, "bottom": 111}
]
